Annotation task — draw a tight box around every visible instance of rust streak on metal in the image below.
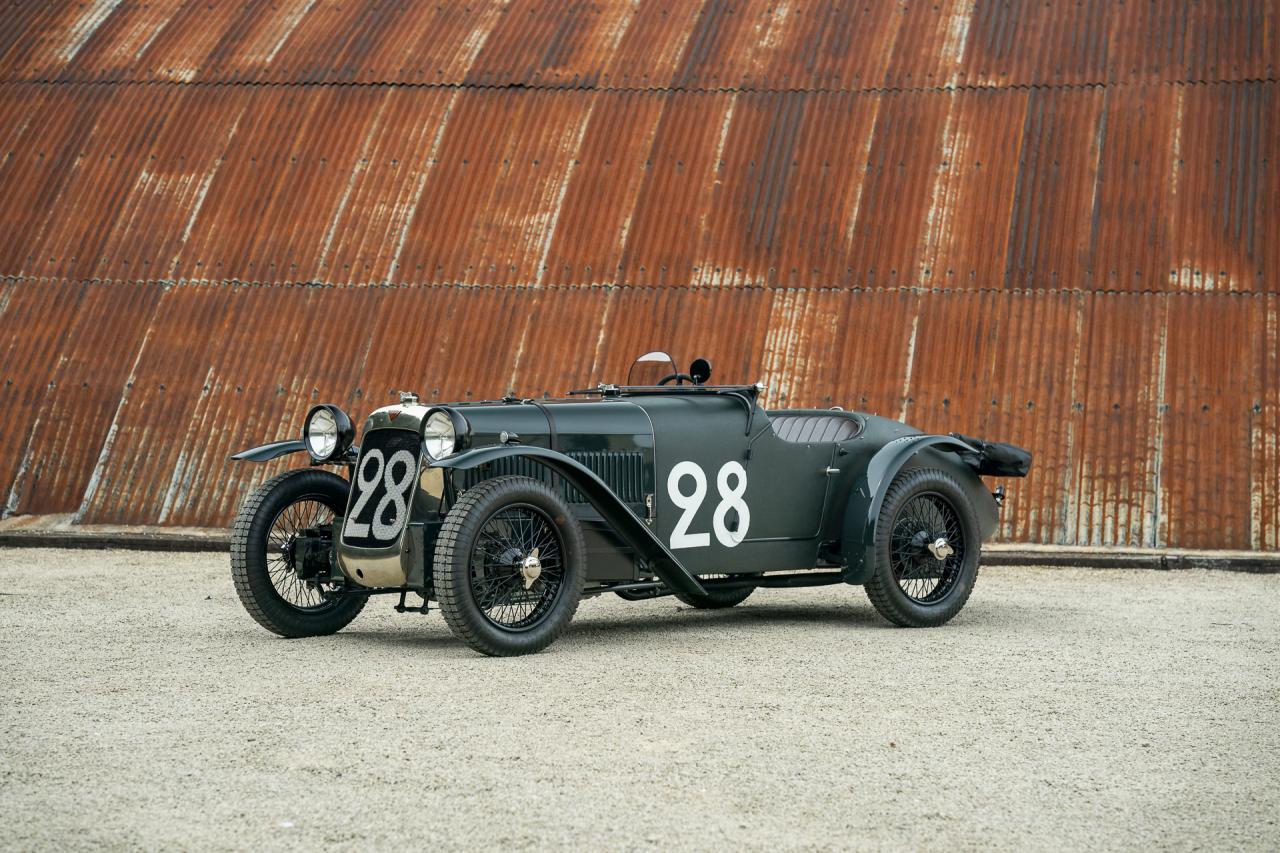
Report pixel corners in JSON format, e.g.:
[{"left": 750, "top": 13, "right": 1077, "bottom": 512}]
[{"left": 0, "top": 3, "right": 1277, "bottom": 549}]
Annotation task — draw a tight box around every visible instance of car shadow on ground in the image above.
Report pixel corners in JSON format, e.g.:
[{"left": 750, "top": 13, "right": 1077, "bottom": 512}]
[
  {"left": 334, "top": 600, "right": 894, "bottom": 655},
  {"left": 566, "top": 602, "right": 888, "bottom": 640}
]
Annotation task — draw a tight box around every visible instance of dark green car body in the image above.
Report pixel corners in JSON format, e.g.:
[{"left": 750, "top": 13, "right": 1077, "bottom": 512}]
[{"left": 236, "top": 383, "right": 1004, "bottom": 601}]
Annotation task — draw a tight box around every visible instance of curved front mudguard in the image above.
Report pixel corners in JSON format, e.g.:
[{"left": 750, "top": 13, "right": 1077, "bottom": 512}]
[
  {"left": 841, "top": 435, "right": 997, "bottom": 584},
  {"left": 230, "top": 439, "right": 308, "bottom": 462}
]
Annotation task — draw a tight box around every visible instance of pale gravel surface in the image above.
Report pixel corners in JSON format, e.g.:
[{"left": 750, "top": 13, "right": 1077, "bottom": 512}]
[{"left": 0, "top": 548, "right": 1277, "bottom": 852}]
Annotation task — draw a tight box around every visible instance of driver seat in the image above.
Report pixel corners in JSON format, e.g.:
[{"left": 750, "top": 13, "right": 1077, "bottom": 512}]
[{"left": 768, "top": 412, "right": 862, "bottom": 444}]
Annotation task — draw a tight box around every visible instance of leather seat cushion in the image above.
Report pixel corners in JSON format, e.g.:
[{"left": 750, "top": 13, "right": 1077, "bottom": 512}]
[{"left": 769, "top": 413, "right": 861, "bottom": 443}]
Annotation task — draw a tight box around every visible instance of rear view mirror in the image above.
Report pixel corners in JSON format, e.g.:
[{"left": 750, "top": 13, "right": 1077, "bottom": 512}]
[{"left": 689, "top": 357, "right": 712, "bottom": 385}]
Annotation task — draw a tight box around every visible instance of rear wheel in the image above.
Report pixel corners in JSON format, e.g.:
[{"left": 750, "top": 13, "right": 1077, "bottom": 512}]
[
  {"left": 615, "top": 587, "right": 664, "bottom": 601},
  {"left": 435, "top": 477, "right": 586, "bottom": 656},
  {"left": 864, "top": 468, "right": 979, "bottom": 627},
  {"left": 230, "top": 469, "right": 366, "bottom": 637},
  {"left": 674, "top": 574, "right": 758, "bottom": 609}
]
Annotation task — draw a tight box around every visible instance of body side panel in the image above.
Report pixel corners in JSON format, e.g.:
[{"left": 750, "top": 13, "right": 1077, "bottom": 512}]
[{"left": 626, "top": 396, "right": 836, "bottom": 573}]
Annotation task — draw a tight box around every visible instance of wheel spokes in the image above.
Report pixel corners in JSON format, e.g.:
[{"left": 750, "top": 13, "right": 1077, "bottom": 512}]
[
  {"left": 266, "top": 498, "right": 336, "bottom": 611},
  {"left": 469, "top": 503, "right": 565, "bottom": 630},
  {"left": 889, "top": 493, "right": 965, "bottom": 604}
]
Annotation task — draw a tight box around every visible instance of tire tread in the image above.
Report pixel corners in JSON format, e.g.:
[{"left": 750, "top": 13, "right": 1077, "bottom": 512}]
[
  {"left": 863, "top": 468, "right": 980, "bottom": 628},
  {"left": 230, "top": 469, "right": 365, "bottom": 637},
  {"left": 435, "top": 476, "right": 584, "bottom": 656}
]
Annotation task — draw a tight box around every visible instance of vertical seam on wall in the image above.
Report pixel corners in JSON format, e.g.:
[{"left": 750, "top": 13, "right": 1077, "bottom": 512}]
[
  {"left": 73, "top": 285, "right": 167, "bottom": 522},
  {"left": 1149, "top": 298, "right": 1170, "bottom": 548}
]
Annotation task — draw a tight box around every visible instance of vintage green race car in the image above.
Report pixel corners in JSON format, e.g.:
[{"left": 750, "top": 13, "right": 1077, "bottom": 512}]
[{"left": 230, "top": 352, "right": 1030, "bottom": 656}]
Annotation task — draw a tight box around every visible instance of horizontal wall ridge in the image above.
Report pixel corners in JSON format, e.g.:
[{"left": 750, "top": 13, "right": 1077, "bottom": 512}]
[
  {"left": 1, "top": 75, "right": 1276, "bottom": 98},
  {"left": 2, "top": 275, "right": 1276, "bottom": 299}
]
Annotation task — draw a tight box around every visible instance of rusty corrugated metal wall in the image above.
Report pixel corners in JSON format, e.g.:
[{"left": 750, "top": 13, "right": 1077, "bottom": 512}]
[{"left": 0, "top": 1, "right": 1276, "bottom": 549}]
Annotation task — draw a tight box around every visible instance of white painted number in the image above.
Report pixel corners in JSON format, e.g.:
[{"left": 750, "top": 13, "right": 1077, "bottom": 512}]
[
  {"left": 371, "top": 449, "right": 416, "bottom": 540},
  {"left": 666, "top": 460, "right": 750, "bottom": 549},
  {"left": 667, "top": 461, "right": 710, "bottom": 549},
  {"left": 343, "top": 449, "right": 384, "bottom": 539},
  {"left": 344, "top": 448, "right": 417, "bottom": 541},
  {"left": 712, "top": 461, "right": 750, "bottom": 547}
]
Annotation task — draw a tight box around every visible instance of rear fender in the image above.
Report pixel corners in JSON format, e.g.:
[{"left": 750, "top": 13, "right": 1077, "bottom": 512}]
[
  {"left": 841, "top": 435, "right": 994, "bottom": 584},
  {"left": 431, "top": 445, "right": 707, "bottom": 597}
]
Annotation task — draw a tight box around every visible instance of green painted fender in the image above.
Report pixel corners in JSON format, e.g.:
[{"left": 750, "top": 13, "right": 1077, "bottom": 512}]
[
  {"left": 841, "top": 434, "right": 979, "bottom": 585},
  {"left": 230, "top": 439, "right": 307, "bottom": 462},
  {"left": 431, "top": 444, "right": 707, "bottom": 597}
]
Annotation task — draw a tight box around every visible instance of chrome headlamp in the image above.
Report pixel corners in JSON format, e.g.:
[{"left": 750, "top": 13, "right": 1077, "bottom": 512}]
[
  {"left": 303, "top": 404, "right": 354, "bottom": 463},
  {"left": 422, "top": 409, "right": 457, "bottom": 460}
]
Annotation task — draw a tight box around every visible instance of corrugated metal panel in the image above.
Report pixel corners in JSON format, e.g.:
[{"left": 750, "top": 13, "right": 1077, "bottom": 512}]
[
  {"left": 1254, "top": 294, "right": 1280, "bottom": 550},
  {"left": 1160, "top": 293, "right": 1256, "bottom": 549},
  {"left": 1167, "top": 81, "right": 1275, "bottom": 292},
  {"left": 1, "top": 280, "right": 1276, "bottom": 548},
  {"left": 979, "top": 290, "right": 1085, "bottom": 544},
  {"left": 2, "top": 81, "right": 1275, "bottom": 290},
  {"left": 759, "top": 288, "right": 920, "bottom": 412},
  {"left": 78, "top": 282, "right": 387, "bottom": 525},
  {"left": 4, "top": 1, "right": 1276, "bottom": 87},
  {"left": 2, "top": 4, "right": 1279, "bottom": 550},
  {"left": 1067, "top": 293, "right": 1167, "bottom": 547},
  {"left": 8, "top": 281, "right": 163, "bottom": 516},
  {"left": 0, "top": 280, "right": 90, "bottom": 504},
  {"left": 539, "top": 91, "right": 668, "bottom": 286},
  {"left": 1001, "top": 86, "right": 1107, "bottom": 290},
  {"left": 1086, "top": 84, "right": 1176, "bottom": 293},
  {"left": 590, "top": 286, "right": 774, "bottom": 387},
  {"left": 355, "top": 286, "right": 550, "bottom": 406}
]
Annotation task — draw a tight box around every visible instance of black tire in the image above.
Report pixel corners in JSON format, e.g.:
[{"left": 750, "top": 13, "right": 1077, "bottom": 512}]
[
  {"left": 615, "top": 588, "right": 663, "bottom": 601},
  {"left": 230, "top": 469, "right": 366, "bottom": 638},
  {"left": 674, "top": 574, "right": 757, "bottom": 609},
  {"left": 864, "top": 468, "right": 980, "bottom": 628},
  {"left": 435, "top": 476, "right": 586, "bottom": 656}
]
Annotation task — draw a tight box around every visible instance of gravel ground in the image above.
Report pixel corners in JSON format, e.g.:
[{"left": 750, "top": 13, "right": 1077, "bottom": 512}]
[{"left": 1, "top": 548, "right": 1277, "bottom": 852}]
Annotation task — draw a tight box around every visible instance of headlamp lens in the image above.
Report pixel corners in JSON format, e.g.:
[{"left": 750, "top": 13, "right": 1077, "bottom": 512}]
[
  {"left": 306, "top": 407, "right": 339, "bottom": 461},
  {"left": 423, "top": 411, "right": 456, "bottom": 459}
]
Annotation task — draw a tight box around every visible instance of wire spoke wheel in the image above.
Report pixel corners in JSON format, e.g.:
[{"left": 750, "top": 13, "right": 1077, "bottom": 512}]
[
  {"left": 230, "top": 469, "right": 366, "bottom": 638},
  {"left": 265, "top": 498, "right": 337, "bottom": 610},
  {"left": 866, "top": 468, "right": 981, "bottom": 628},
  {"left": 468, "top": 503, "right": 565, "bottom": 630},
  {"left": 888, "top": 491, "right": 966, "bottom": 604},
  {"left": 435, "top": 476, "right": 586, "bottom": 656}
]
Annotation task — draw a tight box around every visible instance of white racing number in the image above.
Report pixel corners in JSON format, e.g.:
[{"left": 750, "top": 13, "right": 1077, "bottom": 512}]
[
  {"left": 666, "top": 460, "right": 750, "bottom": 549},
  {"left": 343, "top": 448, "right": 417, "bottom": 542},
  {"left": 668, "top": 461, "right": 710, "bottom": 549},
  {"left": 712, "top": 461, "right": 750, "bottom": 547}
]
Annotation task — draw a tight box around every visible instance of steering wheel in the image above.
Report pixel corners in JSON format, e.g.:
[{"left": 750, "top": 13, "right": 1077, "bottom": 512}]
[{"left": 657, "top": 373, "right": 695, "bottom": 386}]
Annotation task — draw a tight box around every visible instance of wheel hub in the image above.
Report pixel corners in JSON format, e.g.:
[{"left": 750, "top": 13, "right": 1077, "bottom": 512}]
[
  {"left": 909, "top": 529, "right": 953, "bottom": 561},
  {"left": 280, "top": 536, "right": 297, "bottom": 571},
  {"left": 926, "top": 536, "right": 954, "bottom": 561},
  {"left": 519, "top": 548, "right": 542, "bottom": 590}
]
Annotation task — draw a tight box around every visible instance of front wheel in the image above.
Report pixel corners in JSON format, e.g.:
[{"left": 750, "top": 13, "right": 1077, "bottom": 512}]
[
  {"left": 434, "top": 476, "right": 586, "bottom": 656},
  {"left": 230, "top": 469, "right": 366, "bottom": 637},
  {"left": 864, "top": 468, "right": 980, "bottom": 627}
]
